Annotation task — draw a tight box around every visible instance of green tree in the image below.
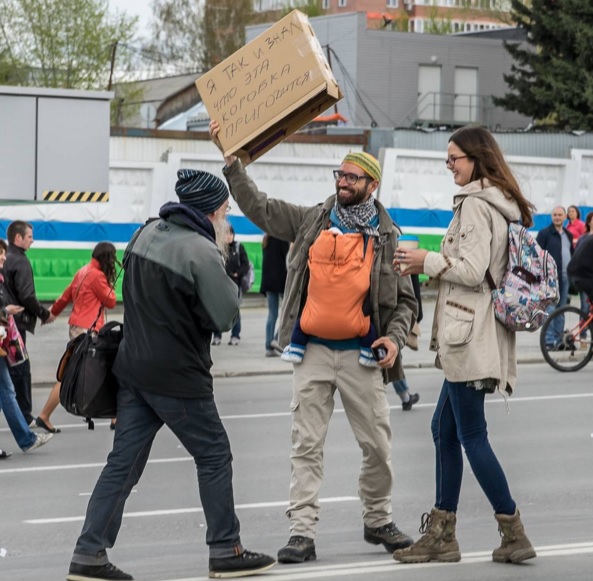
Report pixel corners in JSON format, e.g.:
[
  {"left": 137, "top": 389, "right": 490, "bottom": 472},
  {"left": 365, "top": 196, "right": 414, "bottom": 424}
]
[
  {"left": 0, "top": 0, "right": 138, "bottom": 89},
  {"left": 424, "top": 4, "right": 454, "bottom": 34},
  {"left": 198, "top": 0, "right": 254, "bottom": 70},
  {"left": 148, "top": 0, "right": 254, "bottom": 72},
  {"left": 280, "top": 0, "right": 323, "bottom": 18},
  {"left": 494, "top": 0, "right": 593, "bottom": 130},
  {"left": 146, "top": 0, "right": 204, "bottom": 72}
]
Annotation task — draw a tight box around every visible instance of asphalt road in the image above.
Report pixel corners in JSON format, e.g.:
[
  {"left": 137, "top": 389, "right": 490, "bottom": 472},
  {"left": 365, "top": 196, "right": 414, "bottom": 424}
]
[{"left": 1, "top": 363, "right": 592, "bottom": 581}]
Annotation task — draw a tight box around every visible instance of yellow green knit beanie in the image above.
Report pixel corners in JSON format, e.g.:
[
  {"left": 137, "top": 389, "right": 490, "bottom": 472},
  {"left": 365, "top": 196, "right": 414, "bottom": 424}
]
[{"left": 342, "top": 152, "right": 382, "bottom": 182}]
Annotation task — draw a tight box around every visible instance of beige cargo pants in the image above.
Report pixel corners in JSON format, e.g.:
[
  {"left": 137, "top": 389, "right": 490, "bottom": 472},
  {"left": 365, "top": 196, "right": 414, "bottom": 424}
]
[{"left": 287, "top": 342, "right": 394, "bottom": 538}]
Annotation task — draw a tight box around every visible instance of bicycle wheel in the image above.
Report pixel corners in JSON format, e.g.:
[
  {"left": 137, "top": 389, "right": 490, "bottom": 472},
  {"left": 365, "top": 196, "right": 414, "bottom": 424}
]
[{"left": 539, "top": 305, "right": 593, "bottom": 372}]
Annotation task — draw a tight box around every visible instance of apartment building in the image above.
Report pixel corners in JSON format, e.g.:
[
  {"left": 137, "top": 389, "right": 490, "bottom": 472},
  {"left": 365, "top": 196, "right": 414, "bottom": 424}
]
[{"left": 253, "top": 1, "right": 513, "bottom": 33}]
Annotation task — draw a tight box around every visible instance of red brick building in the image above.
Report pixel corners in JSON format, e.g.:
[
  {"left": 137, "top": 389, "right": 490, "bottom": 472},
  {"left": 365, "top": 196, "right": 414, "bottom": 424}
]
[{"left": 254, "top": 1, "right": 513, "bottom": 34}]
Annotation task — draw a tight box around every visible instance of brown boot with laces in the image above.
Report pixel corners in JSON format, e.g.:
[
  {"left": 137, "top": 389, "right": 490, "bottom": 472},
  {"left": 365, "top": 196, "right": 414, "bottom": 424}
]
[
  {"left": 393, "top": 508, "right": 461, "bottom": 563},
  {"left": 492, "top": 510, "right": 536, "bottom": 563}
]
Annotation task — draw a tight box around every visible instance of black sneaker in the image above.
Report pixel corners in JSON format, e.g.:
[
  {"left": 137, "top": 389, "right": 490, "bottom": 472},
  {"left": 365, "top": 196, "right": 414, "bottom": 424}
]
[
  {"left": 208, "top": 550, "right": 275, "bottom": 578},
  {"left": 277, "top": 535, "right": 316, "bottom": 563},
  {"left": 402, "top": 393, "right": 420, "bottom": 411},
  {"left": 66, "top": 561, "right": 133, "bottom": 580},
  {"left": 364, "top": 522, "right": 414, "bottom": 553}
]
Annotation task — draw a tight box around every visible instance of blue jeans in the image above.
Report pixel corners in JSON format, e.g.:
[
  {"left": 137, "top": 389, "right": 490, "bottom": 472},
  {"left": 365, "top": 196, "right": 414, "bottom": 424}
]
[
  {"left": 580, "top": 292, "right": 589, "bottom": 339},
  {"left": 431, "top": 379, "right": 516, "bottom": 515},
  {"left": 265, "top": 292, "right": 282, "bottom": 350},
  {"left": 545, "top": 275, "right": 569, "bottom": 345},
  {"left": 0, "top": 357, "right": 36, "bottom": 451},
  {"left": 72, "top": 381, "right": 242, "bottom": 565},
  {"left": 391, "top": 379, "right": 409, "bottom": 395}
]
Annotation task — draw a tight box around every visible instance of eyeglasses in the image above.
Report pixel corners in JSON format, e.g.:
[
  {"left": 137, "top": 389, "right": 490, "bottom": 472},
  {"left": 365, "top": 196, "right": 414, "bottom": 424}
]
[
  {"left": 446, "top": 155, "right": 468, "bottom": 167},
  {"left": 333, "top": 170, "right": 373, "bottom": 185}
]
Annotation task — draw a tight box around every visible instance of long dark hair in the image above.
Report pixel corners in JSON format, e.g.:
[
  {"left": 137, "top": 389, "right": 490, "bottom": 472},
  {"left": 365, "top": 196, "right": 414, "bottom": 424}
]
[
  {"left": 449, "top": 126, "right": 536, "bottom": 227},
  {"left": 92, "top": 242, "right": 118, "bottom": 286},
  {"left": 568, "top": 205, "right": 581, "bottom": 221},
  {"left": 585, "top": 211, "right": 593, "bottom": 233}
]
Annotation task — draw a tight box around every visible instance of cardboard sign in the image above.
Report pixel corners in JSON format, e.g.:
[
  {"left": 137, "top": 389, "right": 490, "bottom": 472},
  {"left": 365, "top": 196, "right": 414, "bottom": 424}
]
[{"left": 196, "top": 10, "right": 343, "bottom": 164}]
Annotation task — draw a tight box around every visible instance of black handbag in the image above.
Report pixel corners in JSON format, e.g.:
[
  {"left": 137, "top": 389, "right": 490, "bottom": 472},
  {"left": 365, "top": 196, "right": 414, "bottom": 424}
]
[{"left": 58, "top": 320, "right": 123, "bottom": 430}]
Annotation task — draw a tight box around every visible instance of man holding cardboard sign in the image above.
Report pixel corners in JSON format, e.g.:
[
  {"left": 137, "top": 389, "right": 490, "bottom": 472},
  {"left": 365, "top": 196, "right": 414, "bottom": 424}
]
[{"left": 210, "top": 121, "right": 417, "bottom": 564}]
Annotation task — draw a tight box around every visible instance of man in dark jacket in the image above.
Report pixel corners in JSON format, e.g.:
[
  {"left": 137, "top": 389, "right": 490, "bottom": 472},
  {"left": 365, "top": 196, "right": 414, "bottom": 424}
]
[
  {"left": 66, "top": 170, "right": 275, "bottom": 581},
  {"left": 3, "top": 221, "right": 52, "bottom": 426},
  {"left": 261, "top": 234, "right": 290, "bottom": 356},
  {"left": 212, "top": 225, "right": 250, "bottom": 346},
  {"left": 536, "top": 207, "right": 573, "bottom": 346}
]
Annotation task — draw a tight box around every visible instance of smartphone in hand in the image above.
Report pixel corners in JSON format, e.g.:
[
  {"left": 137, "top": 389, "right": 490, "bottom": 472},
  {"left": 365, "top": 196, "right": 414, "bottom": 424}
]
[{"left": 372, "top": 346, "right": 387, "bottom": 361}]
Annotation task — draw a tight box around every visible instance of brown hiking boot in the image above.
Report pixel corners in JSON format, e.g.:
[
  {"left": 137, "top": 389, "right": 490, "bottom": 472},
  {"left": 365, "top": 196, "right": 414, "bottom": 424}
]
[
  {"left": 393, "top": 508, "right": 461, "bottom": 563},
  {"left": 493, "top": 510, "right": 536, "bottom": 563}
]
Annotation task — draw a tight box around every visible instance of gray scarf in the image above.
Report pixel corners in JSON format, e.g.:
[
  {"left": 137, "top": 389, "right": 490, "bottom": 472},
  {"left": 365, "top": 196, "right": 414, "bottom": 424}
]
[{"left": 333, "top": 197, "right": 381, "bottom": 241}]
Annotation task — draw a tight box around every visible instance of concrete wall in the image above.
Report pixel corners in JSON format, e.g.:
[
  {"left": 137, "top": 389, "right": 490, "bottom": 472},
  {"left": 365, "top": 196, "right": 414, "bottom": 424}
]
[{"left": 0, "top": 86, "right": 112, "bottom": 201}]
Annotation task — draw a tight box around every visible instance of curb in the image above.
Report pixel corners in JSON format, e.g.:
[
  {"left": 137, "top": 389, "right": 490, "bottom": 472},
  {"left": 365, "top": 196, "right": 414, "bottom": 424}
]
[
  {"left": 32, "top": 356, "right": 546, "bottom": 385},
  {"left": 210, "top": 355, "right": 546, "bottom": 379}
]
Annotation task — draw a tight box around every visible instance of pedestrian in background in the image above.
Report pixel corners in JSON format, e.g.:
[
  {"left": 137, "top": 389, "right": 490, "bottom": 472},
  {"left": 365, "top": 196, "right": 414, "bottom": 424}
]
[
  {"left": 537, "top": 206, "right": 573, "bottom": 348},
  {"left": 568, "top": 211, "right": 593, "bottom": 340},
  {"left": 260, "top": 234, "right": 289, "bottom": 357},
  {"left": 212, "top": 225, "right": 249, "bottom": 347},
  {"left": 566, "top": 205, "right": 585, "bottom": 248},
  {"left": 393, "top": 125, "right": 536, "bottom": 565},
  {"left": 32, "top": 242, "right": 118, "bottom": 433},
  {"left": 0, "top": 238, "right": 53, "bottom": 456},
  {"left": 2, "top": 221, "right": 53, "bottom": 427},
  {"left": 66, "top": 169, "right": 275, "bottom": 581},
  {"left": 211, "top": 120, "right": 417, "bottom": 565},
  {"left": 391, "top": 273, "right": 422, "bottom": 410}
]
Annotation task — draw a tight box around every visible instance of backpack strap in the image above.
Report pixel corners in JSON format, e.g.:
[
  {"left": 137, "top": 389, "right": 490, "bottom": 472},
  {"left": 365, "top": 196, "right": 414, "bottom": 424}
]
[{"left": 485, "top": 269, "right": 497, "bottom": 291}]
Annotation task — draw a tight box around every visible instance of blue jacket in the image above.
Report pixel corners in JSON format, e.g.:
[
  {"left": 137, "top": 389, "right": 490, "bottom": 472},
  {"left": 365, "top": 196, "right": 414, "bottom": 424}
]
[{"left": 536, "top": 223, "right": 573, "bottom": 277}]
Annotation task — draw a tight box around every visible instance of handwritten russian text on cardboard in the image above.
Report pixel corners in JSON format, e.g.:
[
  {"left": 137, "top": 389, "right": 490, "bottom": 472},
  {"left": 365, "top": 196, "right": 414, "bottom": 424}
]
[{"left": 196, "top": 10, "right": 343, "bottom": 164}]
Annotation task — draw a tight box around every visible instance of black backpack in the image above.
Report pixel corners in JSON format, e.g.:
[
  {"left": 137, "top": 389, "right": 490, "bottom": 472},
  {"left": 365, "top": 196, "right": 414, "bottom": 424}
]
[{"left": 58, "top": 321, "right": 123, "bottom": 430}]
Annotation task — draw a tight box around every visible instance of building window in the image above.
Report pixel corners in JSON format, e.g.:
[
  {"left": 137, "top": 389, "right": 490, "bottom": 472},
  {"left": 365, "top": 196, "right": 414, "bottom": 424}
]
[
  {"left": 387, "top": 0, "right": 399, "bottom": 7},
  {"left": 322, "top": 0, "right": 330, "bottom": 8},
  {"left": 338, "top": 0, "right": 347, "bottom": 7}
]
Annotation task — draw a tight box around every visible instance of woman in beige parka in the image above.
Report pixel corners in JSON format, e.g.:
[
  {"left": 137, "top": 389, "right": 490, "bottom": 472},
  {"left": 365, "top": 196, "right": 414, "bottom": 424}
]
[{"left": 392, "top": 126, "right": 537, "bottom": 565}]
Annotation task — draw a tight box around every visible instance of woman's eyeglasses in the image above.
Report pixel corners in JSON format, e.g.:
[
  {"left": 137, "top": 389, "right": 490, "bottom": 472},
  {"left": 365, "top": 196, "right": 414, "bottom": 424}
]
[{"left": 446, "top": 155, "right": 468, "bottom": 167}]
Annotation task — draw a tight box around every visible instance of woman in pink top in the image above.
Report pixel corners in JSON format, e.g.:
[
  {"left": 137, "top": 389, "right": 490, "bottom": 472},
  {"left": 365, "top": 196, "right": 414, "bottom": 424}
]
[
  {"left": 566, "top": 205, "right": 586, "bottom": 248},
  {"left": 32, "top": 242, "right": 118, "bottom": 433}
]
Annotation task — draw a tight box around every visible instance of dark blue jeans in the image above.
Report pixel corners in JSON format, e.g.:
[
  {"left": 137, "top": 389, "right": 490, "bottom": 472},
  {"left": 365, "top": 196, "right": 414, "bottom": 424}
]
[
  {"left": 72, "top": 381, "right": 242, "bottom": 565},
  {"left": 431, "top": 379, "right": 516, "bottom": 515}
]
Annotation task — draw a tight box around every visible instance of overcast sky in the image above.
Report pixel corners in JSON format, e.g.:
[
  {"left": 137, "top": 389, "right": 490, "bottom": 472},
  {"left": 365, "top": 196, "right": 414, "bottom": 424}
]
[{"left": 109, "top": 0, "right": 151, "bottom": 30}]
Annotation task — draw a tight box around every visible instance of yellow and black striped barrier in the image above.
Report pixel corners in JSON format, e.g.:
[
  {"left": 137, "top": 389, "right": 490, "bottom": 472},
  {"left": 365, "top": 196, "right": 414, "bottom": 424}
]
[{"left": 42, "top": 191, "right": 110, "bottom": 202}]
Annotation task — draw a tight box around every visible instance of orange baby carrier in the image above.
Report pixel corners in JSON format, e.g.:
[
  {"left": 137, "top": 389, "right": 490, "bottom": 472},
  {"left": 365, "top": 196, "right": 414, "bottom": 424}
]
[{"left": 300, "top": 229, "right": 374, "bottom": 340}]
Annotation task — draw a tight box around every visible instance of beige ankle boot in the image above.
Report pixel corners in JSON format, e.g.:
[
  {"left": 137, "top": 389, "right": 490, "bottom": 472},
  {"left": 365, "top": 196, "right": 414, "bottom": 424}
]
[
  {"left": 493, "top": 510, "right": 536, "bottom": 563},
  {"left": 393, "top": 508, "right": 461, "bottom": 563}
]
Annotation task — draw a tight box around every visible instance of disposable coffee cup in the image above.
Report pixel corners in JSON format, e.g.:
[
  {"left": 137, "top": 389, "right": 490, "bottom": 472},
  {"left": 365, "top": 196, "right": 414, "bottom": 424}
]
[{"left": 397, "top": 235, "right": 419, "bottom": 273}]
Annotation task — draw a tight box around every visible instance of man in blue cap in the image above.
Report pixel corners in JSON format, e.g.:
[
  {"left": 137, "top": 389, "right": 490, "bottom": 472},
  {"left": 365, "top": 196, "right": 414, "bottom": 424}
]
[{"left": 66, "top": 170, "right": 275, "bottom": 581}]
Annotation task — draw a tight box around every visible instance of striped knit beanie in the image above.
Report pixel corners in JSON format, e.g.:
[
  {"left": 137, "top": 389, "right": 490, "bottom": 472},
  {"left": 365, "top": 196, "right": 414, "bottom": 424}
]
[
  {"left": 175, "top": 169, "right": 229, "bottom": 214},
  {"left": 342, "top": 152, "right": 382, "bottom": 183}
]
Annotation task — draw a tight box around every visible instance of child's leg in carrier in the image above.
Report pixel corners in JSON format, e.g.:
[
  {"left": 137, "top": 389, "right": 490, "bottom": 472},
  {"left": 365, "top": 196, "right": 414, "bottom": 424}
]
[
  {"left": 359, "top": 322, "right": 379, "bottom": 367},
  {"left": 281, "top": 318, "right": 309, "bottom": 364}
]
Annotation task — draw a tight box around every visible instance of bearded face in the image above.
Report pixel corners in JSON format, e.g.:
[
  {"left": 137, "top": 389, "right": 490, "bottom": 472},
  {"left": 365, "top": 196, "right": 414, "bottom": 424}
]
[
  {"left": 335, "top": 179, "right": 374, "bottom": 207},
  {"left": 334, "top": 162, "right": 377, "bottom": 207}
]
